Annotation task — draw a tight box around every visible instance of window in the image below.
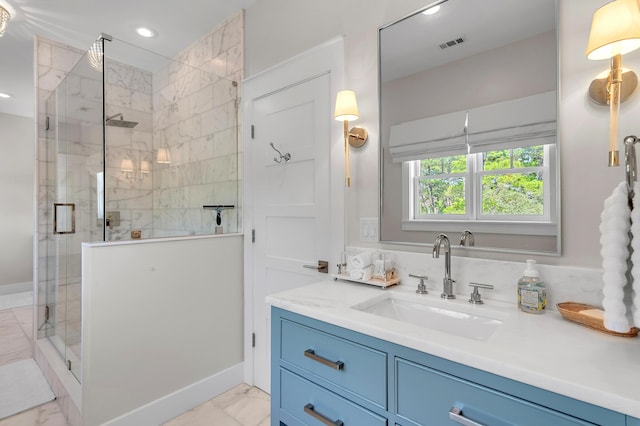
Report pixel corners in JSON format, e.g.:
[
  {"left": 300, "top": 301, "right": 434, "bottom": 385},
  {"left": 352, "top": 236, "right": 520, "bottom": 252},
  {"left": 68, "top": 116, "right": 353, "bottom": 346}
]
[{"left": 404, "top": 144, "right": 557, "bottom": 235}]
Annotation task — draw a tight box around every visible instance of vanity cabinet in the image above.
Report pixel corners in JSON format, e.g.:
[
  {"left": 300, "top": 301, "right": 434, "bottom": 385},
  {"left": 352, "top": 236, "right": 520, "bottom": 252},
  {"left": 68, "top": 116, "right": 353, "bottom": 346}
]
[{"left": 271, "top": 307, "right": 628, "bottom": 426}]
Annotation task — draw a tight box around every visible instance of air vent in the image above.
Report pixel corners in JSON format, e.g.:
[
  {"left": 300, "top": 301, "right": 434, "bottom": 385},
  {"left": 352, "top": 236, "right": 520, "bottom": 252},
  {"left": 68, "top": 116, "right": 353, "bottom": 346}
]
[{"left": 439, "top": 37, "right": 465, "bottom": 50}]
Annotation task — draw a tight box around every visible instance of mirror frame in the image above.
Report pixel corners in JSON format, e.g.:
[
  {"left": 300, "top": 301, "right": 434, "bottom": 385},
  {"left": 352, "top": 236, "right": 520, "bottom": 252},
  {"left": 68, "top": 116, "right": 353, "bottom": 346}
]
[{"left": 377, "top": 0, "right": 561, "bottom": 256}]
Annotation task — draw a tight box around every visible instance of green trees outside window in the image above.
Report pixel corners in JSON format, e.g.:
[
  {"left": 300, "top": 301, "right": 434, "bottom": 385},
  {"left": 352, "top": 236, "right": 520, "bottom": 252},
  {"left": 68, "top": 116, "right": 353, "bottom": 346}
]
[{"left": 416, "top": 146, "right": 545, "bottom": 218}]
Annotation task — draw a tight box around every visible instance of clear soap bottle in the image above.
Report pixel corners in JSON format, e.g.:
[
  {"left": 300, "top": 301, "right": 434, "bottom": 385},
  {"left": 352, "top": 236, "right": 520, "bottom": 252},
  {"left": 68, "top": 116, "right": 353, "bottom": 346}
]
[{"left": 517, "top": 259, "right": 547, "bottom": 314}]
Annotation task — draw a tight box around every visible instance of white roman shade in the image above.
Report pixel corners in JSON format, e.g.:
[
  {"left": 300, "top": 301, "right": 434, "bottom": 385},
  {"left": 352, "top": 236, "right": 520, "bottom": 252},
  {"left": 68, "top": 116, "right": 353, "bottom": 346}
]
[{"left": 388, "top": 91, "right": 556, "bottom": 163}]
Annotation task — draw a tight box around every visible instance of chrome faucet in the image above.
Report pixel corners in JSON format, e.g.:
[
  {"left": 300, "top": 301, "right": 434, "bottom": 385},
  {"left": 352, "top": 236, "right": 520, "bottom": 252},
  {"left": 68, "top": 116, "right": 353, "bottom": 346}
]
[
  {"left": 459, "top": 230, "right": 474, "bottom": 247},
  {"left": 433, "top": 233, "right": 455, "bottom": 299}
]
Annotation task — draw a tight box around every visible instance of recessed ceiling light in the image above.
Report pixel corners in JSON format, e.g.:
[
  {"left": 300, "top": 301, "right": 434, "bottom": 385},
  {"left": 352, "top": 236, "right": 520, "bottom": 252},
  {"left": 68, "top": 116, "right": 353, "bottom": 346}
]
[
  {"left": 0, "top": 92, "right": 13, "bottom": 99},
  {"left": 136, "top": 27, "right": 156, "bottom": 38}
]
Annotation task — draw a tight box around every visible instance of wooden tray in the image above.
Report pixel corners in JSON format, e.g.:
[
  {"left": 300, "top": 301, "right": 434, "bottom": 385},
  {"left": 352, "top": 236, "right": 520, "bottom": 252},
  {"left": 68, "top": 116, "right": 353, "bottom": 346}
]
[{"left": 556, "top": 302, "right": 639, "bottom": 337}]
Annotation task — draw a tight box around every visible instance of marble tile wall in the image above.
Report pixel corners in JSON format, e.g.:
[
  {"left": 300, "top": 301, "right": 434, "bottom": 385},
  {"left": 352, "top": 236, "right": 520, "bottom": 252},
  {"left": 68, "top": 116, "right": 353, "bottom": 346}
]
[
  {"left": 151, "top": 11, "right": 243, "bottom": 236},
  {"left": 104, "top": 60, "right": 154, "bottom": 240}
]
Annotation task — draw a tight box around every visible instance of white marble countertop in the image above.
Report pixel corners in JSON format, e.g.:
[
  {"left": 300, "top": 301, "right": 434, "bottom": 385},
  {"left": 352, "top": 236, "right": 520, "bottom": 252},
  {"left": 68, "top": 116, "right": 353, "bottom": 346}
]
[{"left": 266, "top": 279, "right": 640, "bottom": 418}]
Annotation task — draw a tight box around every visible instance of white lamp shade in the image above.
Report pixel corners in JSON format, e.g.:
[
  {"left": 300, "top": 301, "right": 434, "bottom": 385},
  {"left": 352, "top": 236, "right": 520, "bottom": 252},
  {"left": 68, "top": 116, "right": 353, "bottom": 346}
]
[
  {"left": 120, "top": 159, "right": 134, "bottom": 172},
  {"left": 0, "top": 6, "right": 10, "bottom": 37},
  {"left": 140, "top": 160, "right": 151, "bottom": 173},
  {"left": 156, "top": 148, "right": 171, "bottom": 164},
  {"left": 334, "top": 90, "right": 359, "bottom": 121},
  {"left": 586, "top": 0, "right": 640, "bottom": 60}
]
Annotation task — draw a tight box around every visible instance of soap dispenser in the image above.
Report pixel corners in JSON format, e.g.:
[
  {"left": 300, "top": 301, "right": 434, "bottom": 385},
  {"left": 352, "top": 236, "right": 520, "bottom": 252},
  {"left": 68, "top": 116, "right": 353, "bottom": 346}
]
[{"left": 517, "top": 259, "right": 547, "bottom": 314}]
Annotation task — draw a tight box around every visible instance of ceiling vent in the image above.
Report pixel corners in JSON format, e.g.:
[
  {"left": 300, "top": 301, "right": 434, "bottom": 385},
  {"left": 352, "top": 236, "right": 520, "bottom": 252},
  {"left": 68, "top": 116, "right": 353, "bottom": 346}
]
[{"left": 439, "top": 37, "right": 465, "bottom": 50}]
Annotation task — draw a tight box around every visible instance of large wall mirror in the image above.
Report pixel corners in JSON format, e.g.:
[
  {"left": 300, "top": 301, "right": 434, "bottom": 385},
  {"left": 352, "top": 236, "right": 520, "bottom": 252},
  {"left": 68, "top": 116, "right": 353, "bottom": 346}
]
[{"left": 379, "top": 0, "right": 559, "bottom": 254}]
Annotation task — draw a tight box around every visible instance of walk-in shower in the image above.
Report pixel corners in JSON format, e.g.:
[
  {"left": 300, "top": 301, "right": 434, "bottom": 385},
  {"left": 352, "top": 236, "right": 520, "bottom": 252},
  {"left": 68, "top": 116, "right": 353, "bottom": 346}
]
[{"left": 36, "top": 33, "right": 240, "bottom": 382}]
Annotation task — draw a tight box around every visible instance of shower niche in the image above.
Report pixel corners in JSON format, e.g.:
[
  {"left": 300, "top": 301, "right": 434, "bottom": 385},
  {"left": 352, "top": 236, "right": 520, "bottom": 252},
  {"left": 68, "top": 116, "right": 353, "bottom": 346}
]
[{"left": 36, "top": 33, "right": 240, "bottom": 384}]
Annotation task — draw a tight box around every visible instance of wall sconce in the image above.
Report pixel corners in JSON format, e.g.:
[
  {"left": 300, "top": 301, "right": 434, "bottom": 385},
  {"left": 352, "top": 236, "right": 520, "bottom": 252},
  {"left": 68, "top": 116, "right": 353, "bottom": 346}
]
[
  {"left": 586, "top": 0, "right": 640, "bottom": 166},
  {"left": 334, "top": 90, "right": 368, "bottom": 187},
  {"left": 120, "top": 158, "right": 134, "bottom": 178},
  {"left": 140, "top": 160, "right": 151, "bottom": 179},
  {"left": 156, "top": 147, "right": 171, "bottom": 164}
]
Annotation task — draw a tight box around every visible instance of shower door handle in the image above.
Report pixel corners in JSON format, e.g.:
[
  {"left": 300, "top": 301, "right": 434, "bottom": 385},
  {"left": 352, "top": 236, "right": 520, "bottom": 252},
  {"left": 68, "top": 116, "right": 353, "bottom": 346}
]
[{"left": 53, "top": 203, "right": 76, "bottom": 235}]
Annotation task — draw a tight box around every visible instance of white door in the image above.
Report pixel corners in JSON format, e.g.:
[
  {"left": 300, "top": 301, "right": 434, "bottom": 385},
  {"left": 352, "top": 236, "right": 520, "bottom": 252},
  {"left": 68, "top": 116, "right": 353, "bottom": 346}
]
[{"left": 243, "top": 39, "right": 345, "bottom": 393}]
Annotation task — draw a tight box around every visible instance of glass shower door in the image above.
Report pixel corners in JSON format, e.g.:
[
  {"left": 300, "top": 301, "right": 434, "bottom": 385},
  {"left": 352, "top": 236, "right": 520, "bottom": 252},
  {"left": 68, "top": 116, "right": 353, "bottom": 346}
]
[{"left": 40, "top": 48, "right": 105, "bottom": 382}]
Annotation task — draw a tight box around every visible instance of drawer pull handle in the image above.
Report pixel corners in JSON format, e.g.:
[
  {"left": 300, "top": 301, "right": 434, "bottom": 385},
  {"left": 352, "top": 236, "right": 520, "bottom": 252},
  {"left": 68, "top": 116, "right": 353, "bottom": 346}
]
[
  {"left": 304, "top": 403, "right": 344, "bottom": 426},
  {"left": 449, "top": 406, "right": 485, "bottom": 426},
  {"left": 304, "top": 349, "right": 344, "bottom": 370}
]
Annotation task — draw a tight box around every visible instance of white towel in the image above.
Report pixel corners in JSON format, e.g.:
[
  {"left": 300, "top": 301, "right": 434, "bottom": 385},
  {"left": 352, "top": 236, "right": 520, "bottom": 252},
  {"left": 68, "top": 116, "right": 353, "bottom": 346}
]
[
  {"left": 599, "top": 181, "right": 632, "bottom": 333},
  {"left": 350, "top": 265, "right": 373, "bottom": 281},
  {"left": 348, "top": 252, "right": 372, "bottom": 270},
  {"left": 631, "top": 182, "right": 640, "bottom": 328}
]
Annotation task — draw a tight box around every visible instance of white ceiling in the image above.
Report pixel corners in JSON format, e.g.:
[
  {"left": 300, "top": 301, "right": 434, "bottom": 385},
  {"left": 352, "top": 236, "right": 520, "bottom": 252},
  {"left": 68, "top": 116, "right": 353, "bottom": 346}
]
[
  {"left": 0, "top": 0, "right": 256, "bottom": 117},
  {"left": 380, "top": 0, "right": 556, "bottom": 82}
]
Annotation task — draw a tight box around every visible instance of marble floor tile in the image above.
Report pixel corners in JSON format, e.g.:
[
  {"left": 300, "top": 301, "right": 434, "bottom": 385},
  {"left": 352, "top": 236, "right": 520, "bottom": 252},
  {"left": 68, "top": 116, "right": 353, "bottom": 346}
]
[
  {"left": 0, "top": 349, "right": 33, "bottom": 369},
  {"left": 164, "top": 403, "right": 242, "bottom": 426},
  {"left": 0, "top": 333, "right": 31, "bottom": 357},
  {"left": 164, "top": 384, "right": 270, "bottom": 426},
  {"left": 0, "top": 401, "right": 67, "bottom": 426},
  {"left": 0, "top": 313, "right": 21, "bottom": 338},
  {"left": 11, "top": 307, "right": 33, "bottom": 340},
  {"left": 222, "top": 386, "right": 270, "bottom": 426}
]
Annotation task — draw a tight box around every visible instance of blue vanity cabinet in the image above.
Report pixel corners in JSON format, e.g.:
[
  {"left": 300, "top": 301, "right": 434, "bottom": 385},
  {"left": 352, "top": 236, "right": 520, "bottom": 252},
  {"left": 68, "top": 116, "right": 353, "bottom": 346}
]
[
  {"left": 271, "top": 307, "right": 628, "bottom": 426},
  {"left": 629, "top": 417, "right": 640, "bottom": 425}
]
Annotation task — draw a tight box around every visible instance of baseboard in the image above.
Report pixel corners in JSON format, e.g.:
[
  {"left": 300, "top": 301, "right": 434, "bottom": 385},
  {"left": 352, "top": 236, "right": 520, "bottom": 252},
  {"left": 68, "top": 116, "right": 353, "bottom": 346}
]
[
  {"left": 102, "top": 362, "right": 244, "bottom": 426},
  {"left": 0, "top": 281, "right": 32, "bottom": 295}
]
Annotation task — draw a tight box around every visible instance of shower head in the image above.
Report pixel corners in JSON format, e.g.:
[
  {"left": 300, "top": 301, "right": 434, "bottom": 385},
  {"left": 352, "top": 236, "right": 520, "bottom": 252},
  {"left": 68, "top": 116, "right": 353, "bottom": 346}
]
[{"left": 105, "top": 113, "right": 138, "bottom": 128}]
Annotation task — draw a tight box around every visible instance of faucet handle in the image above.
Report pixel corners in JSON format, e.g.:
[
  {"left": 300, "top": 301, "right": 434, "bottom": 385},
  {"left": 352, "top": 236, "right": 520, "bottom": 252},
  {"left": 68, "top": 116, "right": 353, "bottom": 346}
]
[
  {"left": 409, "top": 274, "right": 429, "bottom": 294},
  {"left": 468, "top": 282, "right": 494, "bottom": 304}
]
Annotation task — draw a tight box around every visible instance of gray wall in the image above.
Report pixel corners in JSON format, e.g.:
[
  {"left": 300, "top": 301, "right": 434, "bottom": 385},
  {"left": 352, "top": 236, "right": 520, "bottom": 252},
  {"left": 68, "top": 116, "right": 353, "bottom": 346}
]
[
  {"left": 245, "top": 0, "right": 640, "bottom": 268},
  {"left": 0, "top": 112, "right": 34, "bottom": 289}
]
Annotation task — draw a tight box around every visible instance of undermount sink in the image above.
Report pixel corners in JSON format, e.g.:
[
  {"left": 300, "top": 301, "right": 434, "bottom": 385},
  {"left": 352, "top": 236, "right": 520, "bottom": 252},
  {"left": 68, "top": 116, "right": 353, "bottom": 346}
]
[{"left": 352, "top": 293, "right": 505, "bottom": 341}]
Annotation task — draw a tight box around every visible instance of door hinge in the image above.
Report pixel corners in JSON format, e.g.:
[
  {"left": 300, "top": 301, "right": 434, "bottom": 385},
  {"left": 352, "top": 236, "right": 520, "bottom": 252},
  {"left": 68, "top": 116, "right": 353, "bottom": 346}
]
[
  {"left": 44, "top": 305, "right": 50, "bottom": 322},
  {"left": 252, "top": 229, "right": 255, "bottom": 243},
  {"left": 251, "top": 125, "right": 255, "bottom": 139},
  {"left": 252, "top": 333, "right": 256, "bottom": 348},
  {"left": 67, "top": 360, "right": 72, "bottom": 371},
  {"left": 45, "top": 116, "right": 50, "bottom": 131}
]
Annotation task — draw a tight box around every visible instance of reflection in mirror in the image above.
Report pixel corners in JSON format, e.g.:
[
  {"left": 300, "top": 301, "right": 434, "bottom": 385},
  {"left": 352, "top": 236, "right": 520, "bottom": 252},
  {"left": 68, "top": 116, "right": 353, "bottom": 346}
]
[{"left": 379, "top": 0, "right": 559, "bottom": 254}]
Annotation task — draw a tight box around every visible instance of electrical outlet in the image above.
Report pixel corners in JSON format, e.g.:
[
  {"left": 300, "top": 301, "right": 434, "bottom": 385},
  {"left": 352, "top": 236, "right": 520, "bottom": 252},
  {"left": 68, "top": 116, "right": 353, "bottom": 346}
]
[{"left": 360, "top": 218, "right": 378, "bottom": 242}]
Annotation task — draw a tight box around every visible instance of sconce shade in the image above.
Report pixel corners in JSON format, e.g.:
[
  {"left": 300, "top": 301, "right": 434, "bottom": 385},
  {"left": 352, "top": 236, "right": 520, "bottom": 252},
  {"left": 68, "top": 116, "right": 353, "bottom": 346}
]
[
  {"left": 120, "top": 159, "right": 134, "bottom": 172},
  {"left": 140, "top": 160, "right": 151, "bottom": 174},
  {"left": 334, "top": 90, "right": 359, "bottom": 121},
  {"left": 156, "top": 148, "right": 171, "bottom": 164},
  {"left": 586, "top": 0, "right": 640, "bottom": 60},
  {"left": 0, "top": 6, "right": 10, "bottom": 37}
]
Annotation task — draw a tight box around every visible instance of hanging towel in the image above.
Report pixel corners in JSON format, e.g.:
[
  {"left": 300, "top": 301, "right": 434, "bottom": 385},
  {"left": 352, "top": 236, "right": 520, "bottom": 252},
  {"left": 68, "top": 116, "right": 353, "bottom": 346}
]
[
  {"left": 631, "top": 182, "right": 640, "bottom": 328},
  {"left": 599, "top": 181, "right": 632, "bottom": 333}
]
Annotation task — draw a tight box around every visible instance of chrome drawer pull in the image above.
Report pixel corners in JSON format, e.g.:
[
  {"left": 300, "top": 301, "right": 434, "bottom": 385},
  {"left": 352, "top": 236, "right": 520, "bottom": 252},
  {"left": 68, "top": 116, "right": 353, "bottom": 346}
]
[
  {"left": 449, "top": 406, "right": 485, "bottom": 426},
  {"left": 304, "top": 349, "right": 344, "bottom": 370},
  {"left": 304, "top": 403, "right": 344, "bottom": 426}
]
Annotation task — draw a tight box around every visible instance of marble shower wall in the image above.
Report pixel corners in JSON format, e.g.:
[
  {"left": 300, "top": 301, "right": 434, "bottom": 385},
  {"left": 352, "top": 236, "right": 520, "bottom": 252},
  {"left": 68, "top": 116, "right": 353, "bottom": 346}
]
[
  {"left": 104, "top": 60, "right": 154, "bottom": 240},
  {"left": 151, "top": 11, "right": 243, "bottom": 237}
]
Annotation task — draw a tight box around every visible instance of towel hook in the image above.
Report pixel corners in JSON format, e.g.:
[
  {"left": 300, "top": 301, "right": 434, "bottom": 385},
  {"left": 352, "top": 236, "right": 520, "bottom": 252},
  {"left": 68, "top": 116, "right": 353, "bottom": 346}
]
[{"left": 270, "top": 142, "right": 291, "bottom": 163}]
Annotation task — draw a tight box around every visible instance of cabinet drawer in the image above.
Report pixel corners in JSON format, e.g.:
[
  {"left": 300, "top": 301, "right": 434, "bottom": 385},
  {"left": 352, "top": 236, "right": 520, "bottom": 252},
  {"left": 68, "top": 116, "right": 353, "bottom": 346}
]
[
  {"left": 280, "top": 319, "right": 387, "bottom": 408},
  {"left": 395, "top": 358, "right": 595, "bottom": 426},
  {"left": 279, "top": 368, "right": 387, "bottom": 426}
]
